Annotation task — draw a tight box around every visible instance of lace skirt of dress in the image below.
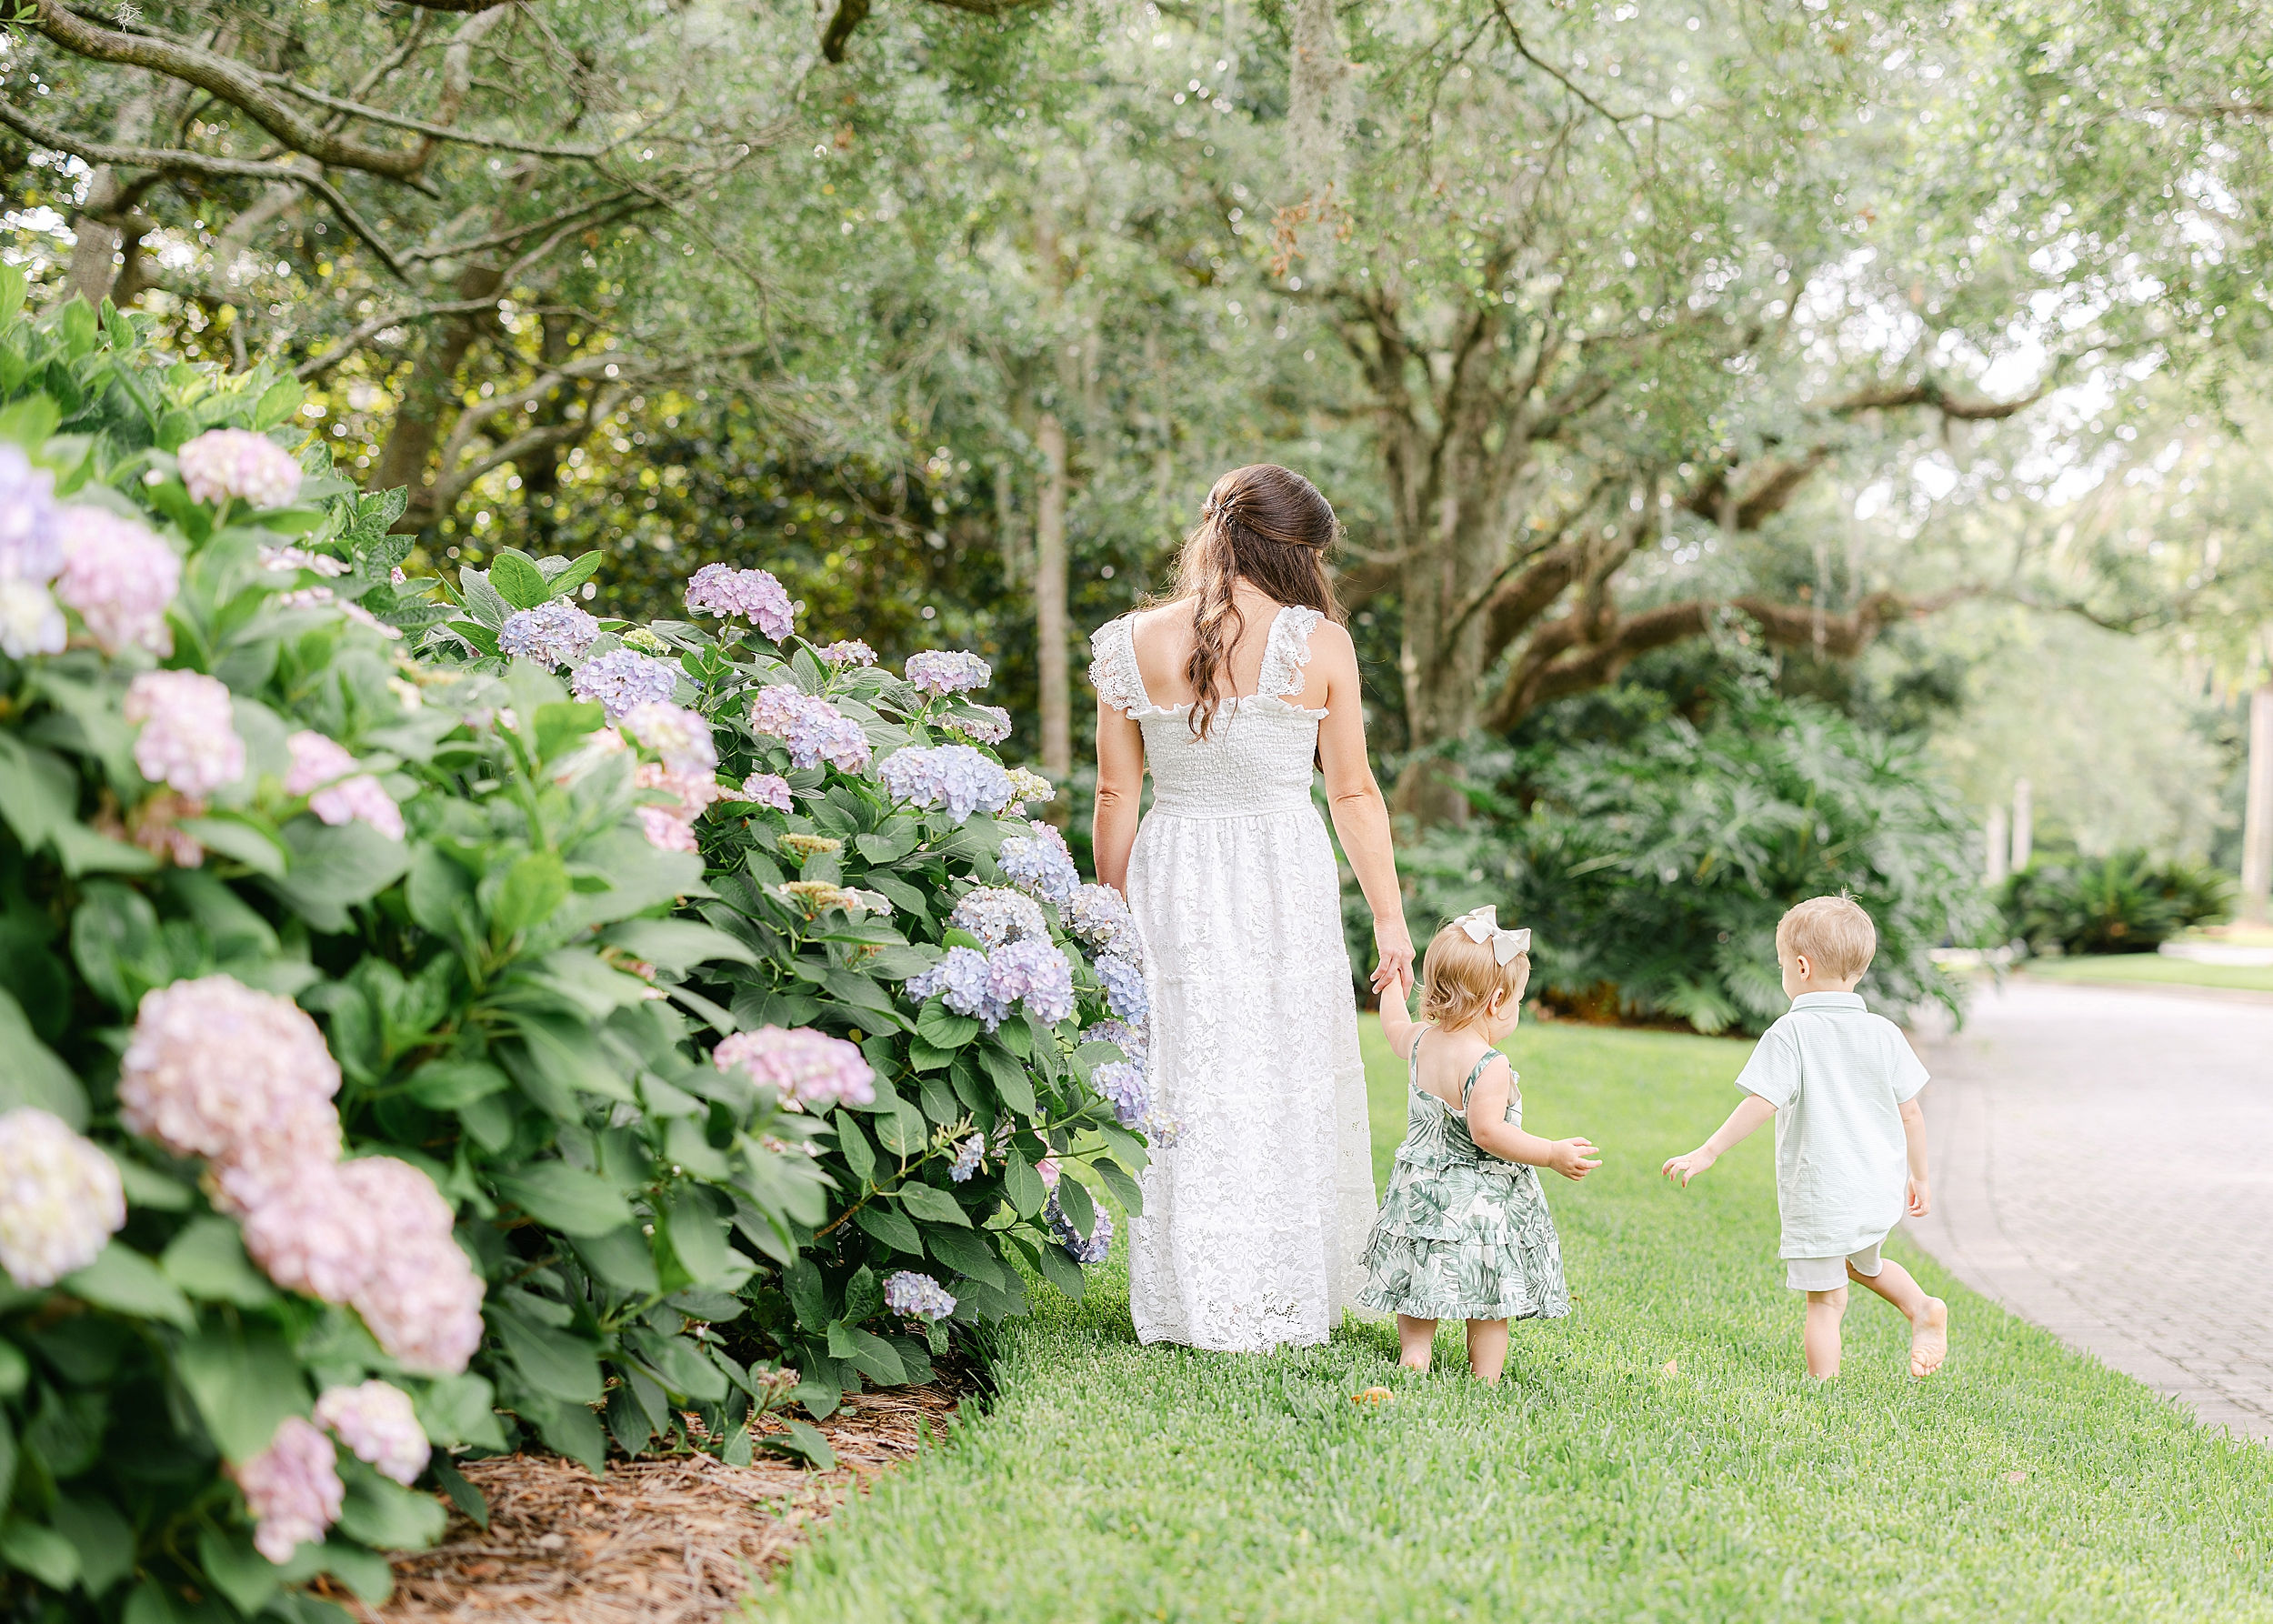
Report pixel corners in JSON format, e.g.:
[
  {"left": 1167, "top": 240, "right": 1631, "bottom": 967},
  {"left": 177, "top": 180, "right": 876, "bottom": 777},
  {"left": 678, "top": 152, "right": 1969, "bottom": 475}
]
[{"left": 1125, "top": 804, "right": 1377, "bottom": 1352}]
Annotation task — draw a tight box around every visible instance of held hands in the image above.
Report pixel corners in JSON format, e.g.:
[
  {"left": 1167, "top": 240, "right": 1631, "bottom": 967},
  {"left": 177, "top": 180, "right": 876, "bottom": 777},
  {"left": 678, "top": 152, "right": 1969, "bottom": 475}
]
[
  {"left": 1547, "top": 1138, "right": 1602, "bottom": 1180},
  {"left": 1907, "top": 1177, "right": 1931, "bottom": 1218},
  {"left": 1369, "top": 917, "right": 1416, "bottom": 999},
  {"left": 1661, "top": 1146, "right": 1718, "bottom": 1187}
]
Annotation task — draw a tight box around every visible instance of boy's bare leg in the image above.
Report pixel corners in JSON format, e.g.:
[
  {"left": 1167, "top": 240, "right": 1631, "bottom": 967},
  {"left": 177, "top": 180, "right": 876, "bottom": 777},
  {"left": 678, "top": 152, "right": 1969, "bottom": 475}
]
[
  {"left": 1396, "top": 1315, "right": 1438, "bottom": 1373},
  {"left": 1847, "top": 1258, "right": 1949, "bottom": 1378},
  {"left": 1803, "top": 1287, "right": 1847, "bottom": 1378},
  {"left": 1466, "top": 1318, "right": 1509, "bottom": 1385}
]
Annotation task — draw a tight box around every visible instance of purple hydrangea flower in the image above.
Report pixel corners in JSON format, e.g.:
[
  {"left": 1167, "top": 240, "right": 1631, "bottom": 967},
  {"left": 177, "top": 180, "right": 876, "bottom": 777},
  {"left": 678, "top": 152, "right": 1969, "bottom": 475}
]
[
  {"left": 1081, "top": 1018, "right": 1148, "bottom": 1068},
  {"left": 988, "top": 938, "right": 1076, "bottom": 1028},
  {"left": 813, "top": 639, "right": 876, "bottom": 667},
  {"left": 878, "top": 745, "right": 1013, "bottom": 823},
  {"left": 949, "top": 705, "right": 1012, "bottom": 746},
  {"left": 1093, "top": 1059, "right": 1147, "bottom": 1128},
  {"left": 498, "top": 599, "right": 600, "bottom": 669},
  {"left": 685, "top": 564, "right": 795, "bottom": 640},
  {"left": 947, "top": 887, "right": 1047, "bottom": 948},
  {"left": 905, "top": 946, "right": 1008, "bottom": 1029},
  {"left": 0, "top": 445, "right": 65, "bottom": 587},
  {"left": 56, "top": 506, "right": 179, "bottom": 656},
  {"left": 571, "top": 648, "right": 679, "bottom": 720},
  {"left": 904, "top": 649, "right": 992, "bottom": 696},
  {"left": 622, "top": 700, "right": 717, "bottom": 777},
  {"left": 1045, "top": 1189, "right": 1112, "bottom": 1266},
  {"left": 747, "top": 686, "right": 872, "bottom": 772},
  {"left": 177, "top": 429, "right": 302, "bottom": 510},
  {"left": 997, "top": 824, "right": 1078, "bottom": 905},
  {"left": 1096, "top": 953, "right": 1148, "bottom": 1028},
  {"left": 1065, "top": 885, "right": 1140, "bottom": 962},
  {"left": 948, "top": 1134, "right": 984, "bottom": 1183},
  {"left": 883, "top": 1269, "right": 957, "bottom": 1322}
]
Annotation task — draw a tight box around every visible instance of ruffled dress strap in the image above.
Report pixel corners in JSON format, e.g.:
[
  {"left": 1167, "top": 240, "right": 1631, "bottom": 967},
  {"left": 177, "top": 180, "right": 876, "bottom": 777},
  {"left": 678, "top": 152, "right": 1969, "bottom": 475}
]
[
  {"left": 1257, "top": 605, "right": 1324, "bottom": 703},
  {"left": 1459, "top": 1049, "right": 1510, "bottom": 1109},
  {"left": 1086, "top": 615, "right": 1150, "bottom": 717}
]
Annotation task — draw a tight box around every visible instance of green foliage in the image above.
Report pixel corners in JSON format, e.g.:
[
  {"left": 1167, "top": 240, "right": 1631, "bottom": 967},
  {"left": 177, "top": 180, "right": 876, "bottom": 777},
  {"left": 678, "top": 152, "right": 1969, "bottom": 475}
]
[
  {"left": 1998, "top": 851, "right": 2233, "bottom": 957},
  {"left": 1384, "top": 685, "right": 1993, "bottom": 1034}
]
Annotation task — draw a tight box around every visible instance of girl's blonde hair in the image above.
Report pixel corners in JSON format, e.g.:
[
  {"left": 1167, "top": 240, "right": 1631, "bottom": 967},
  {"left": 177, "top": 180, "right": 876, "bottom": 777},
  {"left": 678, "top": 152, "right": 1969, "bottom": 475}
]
[{"left": 1419, "top": 917, "right": 1531, "bottom": 1029}]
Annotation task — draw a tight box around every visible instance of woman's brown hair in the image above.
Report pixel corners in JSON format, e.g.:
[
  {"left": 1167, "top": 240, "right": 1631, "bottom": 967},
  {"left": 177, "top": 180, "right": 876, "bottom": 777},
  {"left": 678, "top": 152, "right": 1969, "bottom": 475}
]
[{"left": 1164, "top": 464, "right": 1344, "bottom": 740}]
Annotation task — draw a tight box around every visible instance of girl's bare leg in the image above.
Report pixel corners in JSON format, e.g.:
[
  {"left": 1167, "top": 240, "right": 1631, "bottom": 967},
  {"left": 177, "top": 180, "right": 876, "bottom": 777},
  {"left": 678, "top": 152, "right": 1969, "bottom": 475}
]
[
  {"left": 1847, "top": 1258, "right": 1949, "bottom": 1377},
  {"left": 1466, "top": 1318, "right": 1509, "bottom": 1385},
  {"left": 1396, "top": 1315, "right": 1438, "bottom": 1373},
  {"left": 1804, "top": 1287, "right": 1847, "bottom": 1378}
]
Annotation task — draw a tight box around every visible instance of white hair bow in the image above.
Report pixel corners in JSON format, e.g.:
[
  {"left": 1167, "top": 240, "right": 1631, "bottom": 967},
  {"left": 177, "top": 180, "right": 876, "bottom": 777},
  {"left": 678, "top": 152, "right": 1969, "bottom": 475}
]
[{"left": 1453, "top": 905, "right": 1531, "bottom": 965}]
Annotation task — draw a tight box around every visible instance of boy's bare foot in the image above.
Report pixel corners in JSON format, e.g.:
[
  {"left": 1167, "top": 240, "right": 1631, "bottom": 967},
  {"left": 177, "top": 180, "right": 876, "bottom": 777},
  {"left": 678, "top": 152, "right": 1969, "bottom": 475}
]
[{"left": 1909, "top": 1298, "right": 1948, "bottom": 1378}]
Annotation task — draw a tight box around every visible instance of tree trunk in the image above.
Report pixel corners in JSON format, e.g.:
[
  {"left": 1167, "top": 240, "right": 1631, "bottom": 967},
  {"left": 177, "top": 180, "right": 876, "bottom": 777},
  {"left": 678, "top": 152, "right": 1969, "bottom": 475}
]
[
  {"left": 2241, "top": 682, "right": 2273, "bottom": 924},
  {"left": 1035, "top": 408, "right": 1070, "bottom": 825},
  {"left": 376, "top": 263, "right": 503, "bottom": 529},
  {"left": 2011, "top": 777, "right": 2033, "bottom": 872},
  {"left": 60, "top": 86, "right": 155, "bottom": 308}
]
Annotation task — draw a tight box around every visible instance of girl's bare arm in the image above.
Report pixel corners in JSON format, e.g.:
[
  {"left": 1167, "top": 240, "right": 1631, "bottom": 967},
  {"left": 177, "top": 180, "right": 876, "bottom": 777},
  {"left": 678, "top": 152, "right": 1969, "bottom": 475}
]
[{"left": 1467, "top": 1057, "right": 1601, "bottom": 1179}]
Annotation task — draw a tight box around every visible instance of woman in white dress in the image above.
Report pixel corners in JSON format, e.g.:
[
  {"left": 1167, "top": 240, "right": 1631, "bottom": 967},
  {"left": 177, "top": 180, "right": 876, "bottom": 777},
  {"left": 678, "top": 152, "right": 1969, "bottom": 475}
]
[{"left": 1089, "top": 464, "right": 1414, "bottom": 1353}]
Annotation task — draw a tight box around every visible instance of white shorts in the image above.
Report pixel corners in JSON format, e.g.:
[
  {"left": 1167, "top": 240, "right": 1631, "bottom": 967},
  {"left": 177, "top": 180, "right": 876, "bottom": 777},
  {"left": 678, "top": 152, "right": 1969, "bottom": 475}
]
[{"left": 1786, "top": 1242, "right": 1885, "bottom": 1294}]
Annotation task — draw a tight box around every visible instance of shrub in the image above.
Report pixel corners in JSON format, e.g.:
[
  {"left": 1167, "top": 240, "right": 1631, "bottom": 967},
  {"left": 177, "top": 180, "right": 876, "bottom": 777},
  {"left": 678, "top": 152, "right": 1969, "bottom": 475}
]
[
  {"left": 1998, "top": 850, "right": 2233, "bottom": 956},
  {"left": 1380, "top": 685, "right": 1993, "bottom": 1034},
  {"left": 0, "top": 290, "right": 1138, "bottom": 1617}
]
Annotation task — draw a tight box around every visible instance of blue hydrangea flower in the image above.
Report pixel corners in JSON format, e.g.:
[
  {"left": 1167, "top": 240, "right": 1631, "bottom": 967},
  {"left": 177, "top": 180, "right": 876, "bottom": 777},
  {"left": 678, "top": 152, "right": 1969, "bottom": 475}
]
[
  {"left": 948, "top": 1133, "right": 985, "bottom": 1183},
  {"left": 570, "top": 648, "right": 679, "bottom": 720},
  {"left": 1081, "top": 1018, "right": 1147, "bottom": 1068},
  {"left": 883, "top": 1269, "right": 957, "bottom": 1321},
  {"left": 903, "top": 649, "right": 992, "bottom": 696},
  {"left": 1045, "top": 1189, "right": 1112, "bottom": 1266},
  {"left": 498, "top": 599, "right": 600, "bottom": 669},
  {"left": 1096, "top": 953, "right": 1148, "bottom": 1027},
  {"left": 746, "top": 685, "right": 873, "bottom": 772},
  {"left": 0, "top": 445, "right": 65, "bottom": 586},
  {"left": 878, "top": 745, "right": 1013, "bottom": 822},
  {"left": 906, "top": 946, "right": 1009, "bottom": 1028},
  {"left": 948, "top": 704, "right": 1012, "bottom": 745},
  {"left": 997, "top": 824, "right": 1078, "bottom": 904},
  {"left": 988, "top": 938, "right": 1076, "bottom": 1028},
  {"left": 948, "top": 887, "right": 1047, "bottom": 948},
  {"left": 1065, "top": 884, "right": 1140, "bottom": 962},
  {"left": 1093, "top": 1059, "right": 1147, "bottom": 1128}
]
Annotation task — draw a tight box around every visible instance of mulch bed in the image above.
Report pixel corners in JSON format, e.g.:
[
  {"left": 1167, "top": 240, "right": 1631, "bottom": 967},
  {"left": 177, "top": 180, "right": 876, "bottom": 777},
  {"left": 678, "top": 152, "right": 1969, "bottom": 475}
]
[{"left": 355, "top": 1384, "right": 965, "bottom": 1624}]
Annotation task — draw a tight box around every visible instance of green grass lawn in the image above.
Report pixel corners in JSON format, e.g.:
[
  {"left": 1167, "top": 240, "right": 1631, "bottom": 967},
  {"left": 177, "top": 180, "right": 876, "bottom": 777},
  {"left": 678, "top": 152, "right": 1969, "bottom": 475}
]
[
  {"left": 751, "top": 1019, "right": 2273, "bottom": 1623},
  {"left": 2019, "top": 955, "right": 2273, "bottom": 993}
]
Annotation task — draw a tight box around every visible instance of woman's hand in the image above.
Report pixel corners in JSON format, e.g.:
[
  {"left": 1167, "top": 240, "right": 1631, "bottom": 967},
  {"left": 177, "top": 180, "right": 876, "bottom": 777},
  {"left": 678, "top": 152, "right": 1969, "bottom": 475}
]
[{"left": 1369, "top": 916, "right": 1415, "bottom": 997}]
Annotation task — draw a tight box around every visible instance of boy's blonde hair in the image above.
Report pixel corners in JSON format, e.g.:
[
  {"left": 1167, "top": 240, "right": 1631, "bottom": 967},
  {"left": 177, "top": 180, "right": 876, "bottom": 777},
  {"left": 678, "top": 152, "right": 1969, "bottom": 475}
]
[
  {"left": 1419, "top": 917, "right": 1531, "bottom": 1029},
  {"left": 1776, "top": 895, "right": 1877, "bottom": 981}
]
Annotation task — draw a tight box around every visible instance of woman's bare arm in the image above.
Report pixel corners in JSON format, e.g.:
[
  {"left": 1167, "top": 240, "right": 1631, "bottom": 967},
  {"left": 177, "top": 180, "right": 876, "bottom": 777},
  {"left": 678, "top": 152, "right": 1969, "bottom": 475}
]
[
  {"left": 1311, "top": 620, "right": 1412, "bottom": 997},
  {"left": 1091, "top": 697, "right": 1145, "bottom": 892}
]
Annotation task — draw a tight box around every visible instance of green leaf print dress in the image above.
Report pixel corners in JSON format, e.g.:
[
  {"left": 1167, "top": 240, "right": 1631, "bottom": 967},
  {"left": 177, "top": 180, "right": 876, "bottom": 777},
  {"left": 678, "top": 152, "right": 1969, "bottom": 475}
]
[{"left": 1357, "top": 1030, "right": 1571, "bottom": 1322}]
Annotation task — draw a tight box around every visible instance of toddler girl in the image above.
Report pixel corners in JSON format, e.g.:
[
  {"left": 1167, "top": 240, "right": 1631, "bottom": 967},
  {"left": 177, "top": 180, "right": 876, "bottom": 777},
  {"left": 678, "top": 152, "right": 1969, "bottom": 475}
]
[{"left": 1357, "top": 907, "right": 1599, "bottom": 1383}]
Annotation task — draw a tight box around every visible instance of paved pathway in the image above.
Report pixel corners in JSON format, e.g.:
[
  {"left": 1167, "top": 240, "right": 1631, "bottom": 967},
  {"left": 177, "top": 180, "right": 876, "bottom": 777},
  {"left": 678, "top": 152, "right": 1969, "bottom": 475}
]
[{"left": 1908, "top": 977, "right": 2273, "bottom": 1439}]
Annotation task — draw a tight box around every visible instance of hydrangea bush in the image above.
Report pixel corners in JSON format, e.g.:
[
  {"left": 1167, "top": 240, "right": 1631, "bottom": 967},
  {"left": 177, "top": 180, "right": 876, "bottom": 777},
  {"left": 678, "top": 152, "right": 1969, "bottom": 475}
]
[
  {"left": 425, "top": 544, "right": 1153, "bottom": 1417},
  {"left": 0, "top": 290, "right": 858, "bottom": 1616}
]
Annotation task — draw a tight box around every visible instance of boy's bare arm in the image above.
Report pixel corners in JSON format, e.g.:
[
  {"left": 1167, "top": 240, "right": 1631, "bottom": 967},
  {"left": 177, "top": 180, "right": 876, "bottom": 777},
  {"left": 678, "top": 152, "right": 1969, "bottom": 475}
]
[
  {"left": 1900, "top": 1097, "right": 1930, "bottom": 1216},
  {"left": 1662, "top": 1094, "right": 1777, "bottom": 1187}
]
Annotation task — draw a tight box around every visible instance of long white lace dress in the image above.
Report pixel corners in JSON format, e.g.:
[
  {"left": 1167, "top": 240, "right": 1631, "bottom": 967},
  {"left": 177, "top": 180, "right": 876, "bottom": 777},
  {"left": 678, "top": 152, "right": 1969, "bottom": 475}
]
[{"left": 1088, "top": 604, "right": 1377, "bottom": 1353}]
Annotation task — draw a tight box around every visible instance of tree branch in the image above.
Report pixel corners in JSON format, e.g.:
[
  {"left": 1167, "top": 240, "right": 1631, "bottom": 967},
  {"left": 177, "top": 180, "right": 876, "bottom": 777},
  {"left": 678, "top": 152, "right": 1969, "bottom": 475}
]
[
  {"left": 0, "top": 99, "right": 412, "bottom": 280},
  {"left": 33, "top": 2, "right": 439, "bottom": 184}
]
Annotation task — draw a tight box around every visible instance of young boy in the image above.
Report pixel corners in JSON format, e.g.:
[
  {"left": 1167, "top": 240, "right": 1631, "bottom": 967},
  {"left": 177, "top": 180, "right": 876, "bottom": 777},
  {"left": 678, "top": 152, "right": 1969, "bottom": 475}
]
[{"left": 1662, "top": 896, "right": 1949, "bottom": 1379}]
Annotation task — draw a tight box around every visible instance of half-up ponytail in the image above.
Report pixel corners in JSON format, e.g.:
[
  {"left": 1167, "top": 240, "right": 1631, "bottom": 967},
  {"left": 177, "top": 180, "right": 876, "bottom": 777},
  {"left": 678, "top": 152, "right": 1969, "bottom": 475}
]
[{"left": 1167, "top": 465, "right": 1343, "bottom": 740}]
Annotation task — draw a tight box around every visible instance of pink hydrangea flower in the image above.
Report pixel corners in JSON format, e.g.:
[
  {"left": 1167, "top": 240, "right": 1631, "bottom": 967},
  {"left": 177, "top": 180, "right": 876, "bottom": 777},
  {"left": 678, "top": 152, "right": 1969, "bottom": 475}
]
[
  {"left": 0, "top": 1108, "right": 126, "bottom": 1288},
  {"left": 355, "top": 1231, "right": 487, "bottom": 1376},
  {"left": 235, "top": 1418, "right": 342, "bottom": 1563},
  {"left": 684, "top": 563, "right": 795, "bottom": 639},
  {"left": 239, "top": 1162, "right": 372, "bottom": 1302},
  {"left": 0, "top": 579, "right": 65, "bottom": 660},
  {"left": 177, "top": 428, "right": 303, "bottom": 510},
  {"left": 737, "top": 773, "right": 793, "bottom": 812},
  {"left": 1036, "top": 1155, "right": 1061, "bottom": 1191},
  {"left": 314, "top": 1380, "right": 430, "bottom": 1486},
  {"left": 622, "top": 700, "right": 717, "bottom": 777},
  {"left": 285, "top": 731, "right": 406, "bottom": 841},
  {"left": 120, "top": 975, "right": 342, "bottom": 1202},
  {"left": 633, "top": 760, "right": 718, "bottom": 851},
  {"left": 55, "top": 506, "right": 179, "bottom": 656},
  {"left": 712, "top": 1026, "right": 876, "bottom": 1111},
  {"left": 637, "top": 803, "right": 698, "bottom": 851},
  {"left": 124, "top": 670, "right": 245, "bottom": 797},
  {"left": 812, "top": 639, "right": 876, "bottom": 667}
]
